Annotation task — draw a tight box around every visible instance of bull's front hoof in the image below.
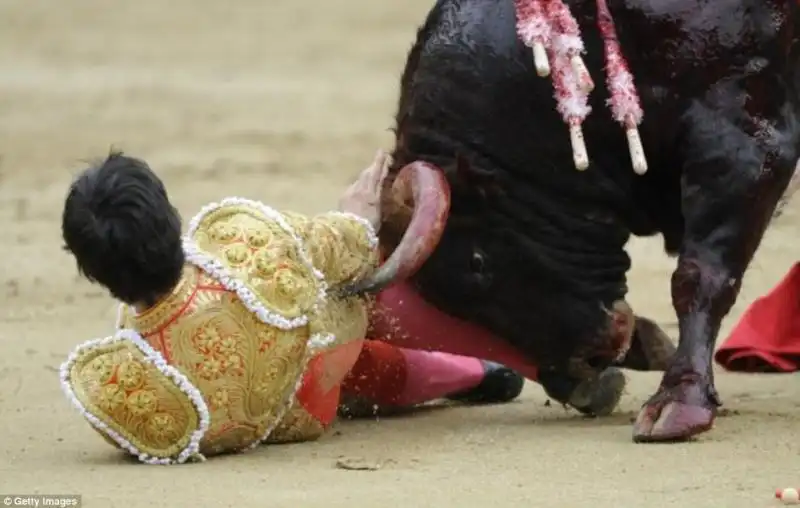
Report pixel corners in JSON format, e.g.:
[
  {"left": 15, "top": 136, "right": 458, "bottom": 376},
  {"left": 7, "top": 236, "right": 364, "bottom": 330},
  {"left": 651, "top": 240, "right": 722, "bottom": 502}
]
[{"left": 632, "top": 380, "right": 717, "bottom": 442}]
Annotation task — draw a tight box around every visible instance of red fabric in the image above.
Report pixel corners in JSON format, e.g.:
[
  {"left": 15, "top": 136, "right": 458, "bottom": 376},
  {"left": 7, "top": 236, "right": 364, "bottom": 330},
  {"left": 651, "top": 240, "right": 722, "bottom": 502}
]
[
  {"left": 295, "top": 378, "right": 341, "bottom": 427},
  {"left": 295, "top": 339, "right": 364, "bottom": 426},
  {"left": 370, "top": 282, "right": 539, "bottom": 380},
  {"left": 341, "top": 340, "right": 408, "bottom": 405},
  {"left": 715, "top": 262, "right": 800, "bottom": 373}
]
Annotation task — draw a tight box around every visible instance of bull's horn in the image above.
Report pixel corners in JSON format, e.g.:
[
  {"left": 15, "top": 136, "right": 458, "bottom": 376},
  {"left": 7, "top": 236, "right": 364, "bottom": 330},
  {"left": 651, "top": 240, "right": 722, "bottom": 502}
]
[{"left": 341, "top": 161, "right": 450, "bottom": 296}]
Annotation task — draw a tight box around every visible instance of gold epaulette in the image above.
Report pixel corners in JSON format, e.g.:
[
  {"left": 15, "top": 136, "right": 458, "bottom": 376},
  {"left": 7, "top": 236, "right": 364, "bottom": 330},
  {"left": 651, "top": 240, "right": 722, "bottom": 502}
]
[
  {"left": 185, "top": 197, "right": 327, "bottom": 329},
  {"left": 60, "top": 329, "right": 210, "bottom": 465}
]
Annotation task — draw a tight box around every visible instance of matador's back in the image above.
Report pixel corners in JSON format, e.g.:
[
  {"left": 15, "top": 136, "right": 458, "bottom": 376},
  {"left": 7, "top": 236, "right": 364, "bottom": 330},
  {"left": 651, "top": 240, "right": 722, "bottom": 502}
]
[{"left": 61, "top": 197, "right": 379, "bottom": 463}]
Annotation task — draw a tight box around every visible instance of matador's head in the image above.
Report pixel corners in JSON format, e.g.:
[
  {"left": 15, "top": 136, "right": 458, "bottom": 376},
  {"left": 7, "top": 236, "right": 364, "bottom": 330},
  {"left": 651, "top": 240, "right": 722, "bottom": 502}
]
[{"left": 61, "top": 151, "right": 185, "bottom": 307}]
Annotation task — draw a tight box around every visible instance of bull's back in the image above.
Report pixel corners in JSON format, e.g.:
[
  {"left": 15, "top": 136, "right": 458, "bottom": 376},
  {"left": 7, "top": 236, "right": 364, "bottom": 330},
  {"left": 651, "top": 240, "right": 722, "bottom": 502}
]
[
  {"left": 399, "top": 0, "right": 584, "bottom": 175},
  {"left": 395, "top": 0, "right": 800, "bottom": 240},
  {"left": 396, "top": 0, "right": 647, "bottom": 227}
]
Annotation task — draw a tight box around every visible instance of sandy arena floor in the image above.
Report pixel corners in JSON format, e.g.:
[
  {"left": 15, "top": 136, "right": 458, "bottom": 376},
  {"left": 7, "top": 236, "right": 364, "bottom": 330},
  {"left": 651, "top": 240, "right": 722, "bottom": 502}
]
[{"left": 0, "top": 0, "right": 798, "bottom": 506}]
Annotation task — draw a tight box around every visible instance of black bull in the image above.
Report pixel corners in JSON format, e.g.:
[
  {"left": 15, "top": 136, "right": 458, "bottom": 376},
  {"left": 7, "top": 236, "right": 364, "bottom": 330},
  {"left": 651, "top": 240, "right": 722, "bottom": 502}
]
[{"left": 351, "top": 0, "right": 800, "bottom": 442}]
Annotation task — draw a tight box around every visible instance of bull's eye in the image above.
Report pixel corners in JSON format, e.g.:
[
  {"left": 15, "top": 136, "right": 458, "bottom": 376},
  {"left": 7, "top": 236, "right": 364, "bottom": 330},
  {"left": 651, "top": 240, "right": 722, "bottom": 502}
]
[{"left": 470, "top": 251, "right": 485, "bottom": 273}]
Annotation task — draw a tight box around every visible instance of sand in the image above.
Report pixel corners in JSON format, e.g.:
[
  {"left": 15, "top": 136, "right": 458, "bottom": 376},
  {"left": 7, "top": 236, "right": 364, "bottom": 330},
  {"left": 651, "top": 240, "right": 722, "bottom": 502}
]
[{"left": 0, "top": 0, "right": 798, "bottom": 506}]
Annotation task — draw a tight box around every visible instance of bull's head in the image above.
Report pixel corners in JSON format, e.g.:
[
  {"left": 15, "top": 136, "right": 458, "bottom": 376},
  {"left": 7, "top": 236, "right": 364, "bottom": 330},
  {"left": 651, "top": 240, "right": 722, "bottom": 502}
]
[{"left": 341, "top": 157, "right": 638, "bottom": 379}]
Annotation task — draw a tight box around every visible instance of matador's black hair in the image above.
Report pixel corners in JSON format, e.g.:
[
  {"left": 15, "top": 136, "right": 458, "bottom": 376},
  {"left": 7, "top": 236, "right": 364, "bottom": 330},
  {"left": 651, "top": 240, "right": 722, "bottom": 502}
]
[{"left": 61, "top": 151, "right": 185, "bottom": 306}]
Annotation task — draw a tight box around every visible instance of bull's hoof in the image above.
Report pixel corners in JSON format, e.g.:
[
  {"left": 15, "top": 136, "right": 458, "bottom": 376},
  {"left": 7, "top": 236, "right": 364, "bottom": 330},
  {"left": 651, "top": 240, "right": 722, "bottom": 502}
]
[{"left": 632, "top": 378, "right": 718, "bottom": 442}]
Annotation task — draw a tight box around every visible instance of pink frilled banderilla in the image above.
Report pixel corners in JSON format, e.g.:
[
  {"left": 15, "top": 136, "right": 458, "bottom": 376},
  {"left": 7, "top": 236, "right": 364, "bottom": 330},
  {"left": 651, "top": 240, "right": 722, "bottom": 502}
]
[{"left": 514, "top": 0, "right": 647, "bottom": 174}]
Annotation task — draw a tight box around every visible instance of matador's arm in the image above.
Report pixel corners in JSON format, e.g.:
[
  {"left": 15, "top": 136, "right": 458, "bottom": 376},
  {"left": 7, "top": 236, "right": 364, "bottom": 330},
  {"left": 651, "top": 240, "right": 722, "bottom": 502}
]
[{"left": 283, "top": 211, "right": 380, "bottom": 288}]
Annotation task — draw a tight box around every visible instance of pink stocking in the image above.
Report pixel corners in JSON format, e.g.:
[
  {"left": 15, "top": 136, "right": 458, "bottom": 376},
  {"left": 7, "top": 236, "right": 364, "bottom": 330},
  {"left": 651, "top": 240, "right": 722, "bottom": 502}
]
[
  {"left": 370, "top": 282, "right": 540, "bottom": 381},
  {"left": 341, "top": 340, "right": 484, "bottom": 407},
  {"left": 393, "top": 348, "right": 484, "bottom": 406}
]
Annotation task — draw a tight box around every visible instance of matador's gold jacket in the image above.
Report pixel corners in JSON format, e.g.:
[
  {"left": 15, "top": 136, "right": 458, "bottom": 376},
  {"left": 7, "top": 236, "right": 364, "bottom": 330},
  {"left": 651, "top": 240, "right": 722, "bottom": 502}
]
[{"left": 60, "top": 197, "right": 379, "bottom": 464}]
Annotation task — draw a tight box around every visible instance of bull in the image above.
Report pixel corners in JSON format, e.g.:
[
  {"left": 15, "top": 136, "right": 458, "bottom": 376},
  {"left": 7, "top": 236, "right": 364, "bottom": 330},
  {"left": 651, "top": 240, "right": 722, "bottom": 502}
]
[{"left": 345, "top": 0, "right": 800, "bottom": 442}]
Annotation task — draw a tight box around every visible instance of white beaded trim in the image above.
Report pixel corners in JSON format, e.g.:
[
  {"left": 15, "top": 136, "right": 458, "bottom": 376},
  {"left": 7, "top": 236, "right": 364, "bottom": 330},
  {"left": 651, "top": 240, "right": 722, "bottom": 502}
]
[
  {"left": 307, "top": 332, "right": 336, "bottom": 352},
  {"left": 324, "top": 211, "right": 379, "bottom": 250},
  {"left": 186, "top": 197, "right": 327, "bottom": 311},
  {"left": 59, "top": 328, "right": 211, "bottom": 465}
]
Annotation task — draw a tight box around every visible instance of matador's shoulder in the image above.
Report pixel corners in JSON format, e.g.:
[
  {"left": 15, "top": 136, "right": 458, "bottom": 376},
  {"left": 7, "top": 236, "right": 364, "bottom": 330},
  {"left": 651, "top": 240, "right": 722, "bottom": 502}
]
[{"left": 182, "top": 197, "right": 327, "bottom": 330}]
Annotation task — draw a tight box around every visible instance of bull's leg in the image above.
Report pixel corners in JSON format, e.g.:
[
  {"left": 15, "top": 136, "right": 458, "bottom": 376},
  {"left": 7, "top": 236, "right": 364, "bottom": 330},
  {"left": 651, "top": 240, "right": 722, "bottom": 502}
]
[
  {"left": 632, "top": 100, "right": 797, "bottom": 442},
  {"left": 615, "top": 316, "right": 676, "bottom": 371}
]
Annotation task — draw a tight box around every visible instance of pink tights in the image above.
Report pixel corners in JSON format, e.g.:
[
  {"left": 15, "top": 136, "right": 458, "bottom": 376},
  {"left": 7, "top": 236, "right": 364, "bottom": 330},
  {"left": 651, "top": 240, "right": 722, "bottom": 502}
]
[
  {"left": 370, "top": 283, "right": 540, "bottom": 380},
  {"left": 341, "top": 340, "right": 485, "bottom": 406}
]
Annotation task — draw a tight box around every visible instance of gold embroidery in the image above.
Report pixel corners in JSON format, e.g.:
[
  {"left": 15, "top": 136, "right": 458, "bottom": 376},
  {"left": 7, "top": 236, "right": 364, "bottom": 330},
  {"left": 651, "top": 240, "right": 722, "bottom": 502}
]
[
  {"left": 253, "top": 251, "right": 278, "bottom": 279},
  {"left": 245, "top": 228, "right": 273, "bottom": 248},
  {"left": 145, "top": 413, "right": 181, "bottom": 443},
  {"left": 133, "top": 266, "right": 199, "bottom": 336},
  {"left": 284, "top": 211, "right": 379, "bottom": 287},
  {"left": 191, "top": 204, "right": 321, "bottom": 321},
  {"left": 267, "top": 406, "right": 325, "bottom": 444},
  {"left": 133, "top": 284, "right": 311, "bottom": 455},
  {"left": 117, "top": 361, "right": 145, "bottom": 391},
  {"left": 253, "top": 264, "right": 317, "bottom": 317},
  {"left": 87, "top": 355, "right": 116, "bottom": 384},
  {"left": 97, "top": 384, "right": 125, "bottom": 412},
  {"left": 204, "top": 425, "right": 262, "bottom": 454},
  {"left": 208, "top": 222, "right": 242, "bottom": 244},
  {"left": 310, "top": 296, "right": 370, "bottom": 353},
  {"left": 208, "top": 388, "right": 230, "bottom": 410},
  {"left": 223, "top": 244, "right": 251, "bottom": 266},
  {"left": 67, "top": 340, "right": 201, "bottom": 458},
  {"left": 126, "top": 390, "right": 158, "bottom": 416}
]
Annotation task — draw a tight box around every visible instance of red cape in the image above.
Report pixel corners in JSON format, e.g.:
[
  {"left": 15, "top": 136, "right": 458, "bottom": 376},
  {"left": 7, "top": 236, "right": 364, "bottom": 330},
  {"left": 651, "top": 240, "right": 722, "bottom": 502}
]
[{"left": 715, "top": 262, "right": 800, "bottom": 373}]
